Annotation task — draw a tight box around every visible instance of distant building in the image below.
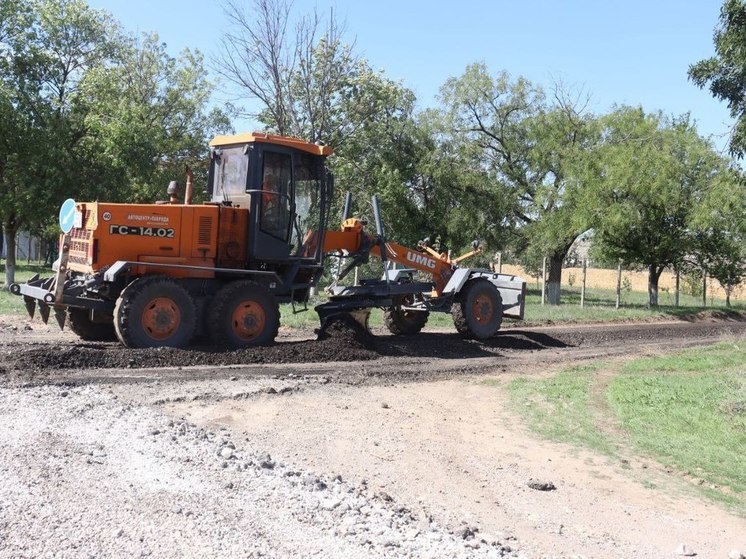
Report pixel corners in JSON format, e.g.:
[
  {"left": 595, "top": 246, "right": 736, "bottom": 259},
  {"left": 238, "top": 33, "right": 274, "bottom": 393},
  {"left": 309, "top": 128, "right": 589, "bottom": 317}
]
[{"left": 565, "top": 236, "right": 592, "bottom": 267}]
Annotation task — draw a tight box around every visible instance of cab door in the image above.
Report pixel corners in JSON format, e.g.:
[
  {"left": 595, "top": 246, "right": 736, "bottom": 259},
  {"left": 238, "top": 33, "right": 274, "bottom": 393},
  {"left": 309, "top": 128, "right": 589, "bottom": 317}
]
[{"left": 249, "top": 146, "right": 295, "bottom": 261}]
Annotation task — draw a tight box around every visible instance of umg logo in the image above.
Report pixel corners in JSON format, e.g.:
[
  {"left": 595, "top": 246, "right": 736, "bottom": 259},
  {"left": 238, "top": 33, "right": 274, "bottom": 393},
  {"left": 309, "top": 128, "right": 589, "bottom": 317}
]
[{"left": 406, "top": 251, "right": 436, "bottom": 269}]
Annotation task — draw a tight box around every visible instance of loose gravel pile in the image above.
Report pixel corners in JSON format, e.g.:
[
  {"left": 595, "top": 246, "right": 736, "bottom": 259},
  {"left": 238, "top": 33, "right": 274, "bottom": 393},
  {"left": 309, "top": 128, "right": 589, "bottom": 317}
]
[{"left": 0, "top": 385, "right": 516, "bottom": 558}]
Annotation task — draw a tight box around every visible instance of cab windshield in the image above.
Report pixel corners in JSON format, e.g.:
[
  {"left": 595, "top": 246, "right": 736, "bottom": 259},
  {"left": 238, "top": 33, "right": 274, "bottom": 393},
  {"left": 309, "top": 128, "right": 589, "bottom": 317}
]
[{"left": 212, "top": 146, "right": 249, "bottom": 201}]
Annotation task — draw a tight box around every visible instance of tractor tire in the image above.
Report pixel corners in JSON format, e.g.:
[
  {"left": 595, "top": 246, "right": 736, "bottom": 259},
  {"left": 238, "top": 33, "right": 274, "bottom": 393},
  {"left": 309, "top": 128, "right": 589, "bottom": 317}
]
[
  {"left": 114, "top": 276, "right": 197, "bottom": 348},
  {"left": 451, "top": 279, "right": 503, "bottom": 339},
  {"left": 383, "top": 296, "right": 429, "bottom": 335},
  {"left": 67, "top": 308, "right": 117, "bottom": 342},
  {"left": 208, "top": 280, "right": 280, "bottom": 348}
]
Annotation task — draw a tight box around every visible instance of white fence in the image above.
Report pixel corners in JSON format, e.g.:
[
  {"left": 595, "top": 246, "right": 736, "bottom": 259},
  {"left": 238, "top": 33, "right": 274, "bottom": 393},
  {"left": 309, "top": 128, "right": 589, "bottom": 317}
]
[{"left": 1, "top": 231, "right": 45, "bottom": 262}]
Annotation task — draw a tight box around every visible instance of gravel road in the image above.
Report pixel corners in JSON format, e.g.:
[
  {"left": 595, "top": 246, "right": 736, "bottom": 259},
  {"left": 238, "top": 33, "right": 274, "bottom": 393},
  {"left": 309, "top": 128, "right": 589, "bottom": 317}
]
[
  {"left": 0, "top": 385, "right": 510, "bottom": 558},
  {"left": 1, "top": 314, "right": 745, "bottom": 558}
]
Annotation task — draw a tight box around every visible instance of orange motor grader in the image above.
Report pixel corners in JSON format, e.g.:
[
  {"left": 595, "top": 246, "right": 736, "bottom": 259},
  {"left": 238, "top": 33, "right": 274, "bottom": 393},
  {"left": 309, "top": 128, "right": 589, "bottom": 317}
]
[{"left": 11, "top": 132, "right": 526, "bottom": 349}]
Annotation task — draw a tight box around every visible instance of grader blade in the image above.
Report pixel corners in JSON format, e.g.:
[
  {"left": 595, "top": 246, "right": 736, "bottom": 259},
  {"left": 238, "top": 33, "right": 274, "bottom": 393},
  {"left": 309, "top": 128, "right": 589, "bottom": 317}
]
[
  {"left": 315, "top": 308, "right": 373, "bottom": 340},
  {"left": 349, "top": 309, "right": 371, "bottom": 331}
]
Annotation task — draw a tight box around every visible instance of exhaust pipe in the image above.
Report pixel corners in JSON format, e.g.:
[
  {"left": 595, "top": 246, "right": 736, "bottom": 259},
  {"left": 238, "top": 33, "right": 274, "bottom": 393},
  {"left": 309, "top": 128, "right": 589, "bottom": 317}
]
[{"left": 184, "top": 166, "right": 193, "bottom": 205}]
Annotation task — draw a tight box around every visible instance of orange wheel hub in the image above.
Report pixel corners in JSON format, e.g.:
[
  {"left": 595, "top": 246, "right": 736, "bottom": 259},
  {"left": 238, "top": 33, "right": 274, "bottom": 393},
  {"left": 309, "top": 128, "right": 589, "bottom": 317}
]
[
  {"left": 232, "top": 301, "right": 266, "bottom": 341},
  {"left": 142, "top": 297, "right": 181, "bottom": 340},
  {"left": 472, "top": 294, "right": 494, "bottom": 325}
]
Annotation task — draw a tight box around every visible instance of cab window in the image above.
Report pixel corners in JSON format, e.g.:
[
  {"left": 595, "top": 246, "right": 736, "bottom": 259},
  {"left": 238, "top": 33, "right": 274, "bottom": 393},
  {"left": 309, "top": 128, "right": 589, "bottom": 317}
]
[
  {"left": 260, "top": 151, "right": 292, "bottom": 240},
  {"left": 212, "top": 147, "right": 249, "bottom": 200}
]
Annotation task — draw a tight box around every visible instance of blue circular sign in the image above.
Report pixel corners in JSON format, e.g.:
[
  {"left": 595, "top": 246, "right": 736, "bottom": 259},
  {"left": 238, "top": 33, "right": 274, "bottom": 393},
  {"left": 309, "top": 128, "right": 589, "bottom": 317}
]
[{"left": 59, "top": 198, "right": 77, "bottom": 233}]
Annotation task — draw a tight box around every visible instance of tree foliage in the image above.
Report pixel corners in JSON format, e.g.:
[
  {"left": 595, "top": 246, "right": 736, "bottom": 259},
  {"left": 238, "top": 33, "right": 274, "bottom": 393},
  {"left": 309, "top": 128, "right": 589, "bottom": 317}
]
[
  {"left": 438, "top": 63, "right": 599, "bottom": 303},
  {"left": 689, "top": 0, "right": 746, "bottom": 157},
  {"left": 0, "top": 0, "right": 119, "bottom": 284},
  {"left": 80, "top": 34, "right": 231, "bottom": 202},
  {"left": 688, "top": 168, "right": 746, "bottom": 306},
  {"left": 576, "top": 107, "right": 729, "bottom": 306},
  {"left": 0, "top": 0, "right": 228, "bottom": 286}
]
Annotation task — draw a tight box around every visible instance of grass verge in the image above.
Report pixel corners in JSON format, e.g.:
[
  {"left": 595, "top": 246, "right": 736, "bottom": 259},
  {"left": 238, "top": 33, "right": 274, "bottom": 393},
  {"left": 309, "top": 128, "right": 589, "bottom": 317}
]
[
  {"left": 0, "top": 263, "right": 51, "bottom": 316},
  {"left": 508, "top": 362, "right": 618, "bottom": 455},
  {"left": 507, "top": 343, "right": 746, "bottom": 513},
  {"left": 609, "top": 344, "right": 746, "bottom": 503}
]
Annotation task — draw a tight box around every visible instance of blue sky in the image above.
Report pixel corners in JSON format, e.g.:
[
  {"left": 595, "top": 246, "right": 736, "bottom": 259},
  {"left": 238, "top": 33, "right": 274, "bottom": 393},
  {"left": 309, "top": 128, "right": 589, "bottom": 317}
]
[{"left": 87, "top": 0, "right": 732, "bottom": 152}]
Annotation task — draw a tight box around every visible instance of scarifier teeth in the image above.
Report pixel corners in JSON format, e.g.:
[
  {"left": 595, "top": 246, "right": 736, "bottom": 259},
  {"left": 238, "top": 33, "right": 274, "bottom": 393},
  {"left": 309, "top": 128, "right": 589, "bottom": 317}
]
[
  {"left": 38, "top": 302, "right": 51, "bottom": 324},
  {"left": 23, "top": 297, "right": 36, "bottom": 319},
  {"left": 54, "top": 308, "right": 66, "bottom": 330}
]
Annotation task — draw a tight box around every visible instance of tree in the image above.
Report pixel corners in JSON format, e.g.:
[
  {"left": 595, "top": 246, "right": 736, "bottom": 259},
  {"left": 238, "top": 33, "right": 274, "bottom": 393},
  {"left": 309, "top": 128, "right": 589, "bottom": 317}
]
[
  {"left": 215, "top": 0, "right": 433, "bottom": 246},
  {"left": 689, "top": 0, "right": 746, "bottom": 157},
  {"left": 0, "top": 0, "right": 119, "bottom": 286},
  {"left": 439, "top": 63, "right": 598, "bottom": 304},
  {"left": 1, "top": 0, "right": 230, "bottom": 288},
  {"left": 79, "top": 33, "right": 231, "bottom": 203},
  {"left": 216, "top": 0, "right": 357, "bottom": 144},
  {"left": 577, "top": 107, "right": 727, "bottom": 307},
  {"left": 689, "top": 168, "right": 746, "bottom": 306}
]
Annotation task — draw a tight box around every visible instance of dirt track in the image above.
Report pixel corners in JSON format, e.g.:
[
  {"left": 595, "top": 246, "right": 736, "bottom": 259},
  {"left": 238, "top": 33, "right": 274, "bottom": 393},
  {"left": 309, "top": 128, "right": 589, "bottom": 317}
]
[
  {"left": 1, "top": 314, "right": 745, "bottom": 558},
  {"left": 3, "top": 315, "right": 745, "bottom": 383}
]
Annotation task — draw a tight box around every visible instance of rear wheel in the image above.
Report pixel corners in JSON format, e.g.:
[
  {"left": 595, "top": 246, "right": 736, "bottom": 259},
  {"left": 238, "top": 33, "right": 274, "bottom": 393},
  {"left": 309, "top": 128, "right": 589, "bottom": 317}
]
[
  {"left": 114, "top": 276, "right": 197, "bottom": 348},
  {"left": 67, "top": 308, "right": 117, "bottom": 342},
  {"left": 208, "top": 281, "right": 280, "bottom": 348},
  {"left": 384, "top": 295, "right": 429, "bottom": 335},
  {"left": 452, "top": 279, "right": 503, "bottom": 339}
]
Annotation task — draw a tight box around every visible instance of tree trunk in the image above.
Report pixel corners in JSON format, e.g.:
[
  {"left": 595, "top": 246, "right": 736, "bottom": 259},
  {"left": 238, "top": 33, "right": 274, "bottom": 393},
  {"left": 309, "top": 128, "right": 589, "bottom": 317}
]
[
  {"left": 546, "top": 253, "right": 563, "bottom": 305},
  {"left": 647, "top": 264, "right": 664, "bottom": 307},
  {"left": 3, "top": 222, "right": 18, "bottom": 287}
]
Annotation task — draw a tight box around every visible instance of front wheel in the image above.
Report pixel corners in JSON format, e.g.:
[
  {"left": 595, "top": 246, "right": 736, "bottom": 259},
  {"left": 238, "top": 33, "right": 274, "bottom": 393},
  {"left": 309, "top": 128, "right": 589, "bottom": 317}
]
[
  {"left": 114, "top": 276, "right": 197, "bottom": 348},
  {"left": 452, "top": 279, "right": 503, "bottom": 339},
  {"left": 208, "top": 281, "right": 280, "bottom": 348}
]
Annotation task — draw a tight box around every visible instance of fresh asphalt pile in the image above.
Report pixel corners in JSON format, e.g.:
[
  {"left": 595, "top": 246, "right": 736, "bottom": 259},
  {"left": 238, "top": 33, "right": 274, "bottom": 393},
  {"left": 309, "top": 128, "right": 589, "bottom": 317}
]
[
  {"left": 5, "top": 313, "right": 746, "bottom": 377},
  {"left": 0, "top": 385, "right": 515, "bottom": 558},
  {"left": 5, "top": 318, "right": 383, "bottom": 374}
]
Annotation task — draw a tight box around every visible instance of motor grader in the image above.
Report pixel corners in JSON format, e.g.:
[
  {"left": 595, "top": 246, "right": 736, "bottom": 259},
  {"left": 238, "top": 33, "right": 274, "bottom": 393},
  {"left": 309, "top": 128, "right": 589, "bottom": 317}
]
[{"left": 11, "top": 132, "right": 526, "bottom": 348}]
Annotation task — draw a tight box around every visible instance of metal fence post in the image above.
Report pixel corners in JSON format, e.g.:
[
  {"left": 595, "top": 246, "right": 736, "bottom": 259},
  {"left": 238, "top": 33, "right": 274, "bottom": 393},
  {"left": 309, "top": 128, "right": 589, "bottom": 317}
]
[
  {"left": 541, "top": 256, "right": 547, "bottom": 306},
  {"left": 702, "top": 270, "right": 707, "bottom": 307},
  {"left": 615, "top": 261, "right": 622, "bottom": 309},
  {"left": 580, "top": 259, "right": 587, "bottom": 308}
]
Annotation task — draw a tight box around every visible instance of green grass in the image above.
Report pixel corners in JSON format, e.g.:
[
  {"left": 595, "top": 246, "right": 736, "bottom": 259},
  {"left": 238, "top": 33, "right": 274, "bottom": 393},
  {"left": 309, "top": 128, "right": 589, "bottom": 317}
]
[
  {"left": 0, "top": 262, "right": 52, "bottom": 315},
  {"left": 508, "top": 362, "right": 618, "bottom": 455},
  {"left": 609, "top": 343, "right": 746, "bottom": 499},
  {"left": 507, "top": 343, "right": 746, "bottom": 512},
  {"left": 621, "top": 342, "right": 746, "bottom": 374},
  {"left": 520, "top": 287, "right": 745, "bottom": 325}
]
